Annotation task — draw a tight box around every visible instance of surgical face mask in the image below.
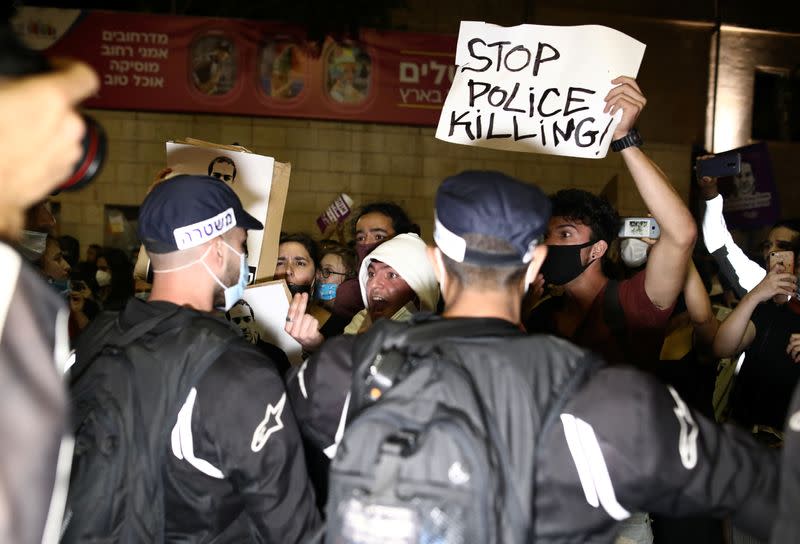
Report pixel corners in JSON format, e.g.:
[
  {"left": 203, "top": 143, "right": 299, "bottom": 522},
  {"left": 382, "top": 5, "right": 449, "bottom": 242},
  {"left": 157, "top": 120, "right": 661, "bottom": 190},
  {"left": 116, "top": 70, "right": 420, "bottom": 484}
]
[
  {"left": 315, "top": 282, "right": 338, "bottom": 301},
  {"left": 539, "top": 241, "right": 595, "bottom": 286},
  {"left": 288, "top": 283, "right": 312, "bottom": 297},
  {"left": 620, "top": 238, "right": 649, "bottom": 268},
  {"left": 152, "top": 241, "right": 247, "bottom": 312},
  {"left": 19, "top": 230, "right": 48, "bottom": 261},
  {"left": 95, "top": 269, "right": 112, "bottom": 287},
  {"left": 206, "top": 243, "right": 248, "bottom": 312},
  {"left": 50, "top": 278, "right": 70, "bottom": 298}
]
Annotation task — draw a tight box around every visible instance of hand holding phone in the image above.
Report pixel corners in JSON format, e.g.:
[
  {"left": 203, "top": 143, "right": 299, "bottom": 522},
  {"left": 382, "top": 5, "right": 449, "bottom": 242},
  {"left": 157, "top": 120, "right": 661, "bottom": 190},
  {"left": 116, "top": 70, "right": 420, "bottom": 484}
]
[
  {"left": 619, "top": 217, "right": 660, "bottom": 239},
  {"left": 695, "top": 152, "right": 741, "bottom": 179}
]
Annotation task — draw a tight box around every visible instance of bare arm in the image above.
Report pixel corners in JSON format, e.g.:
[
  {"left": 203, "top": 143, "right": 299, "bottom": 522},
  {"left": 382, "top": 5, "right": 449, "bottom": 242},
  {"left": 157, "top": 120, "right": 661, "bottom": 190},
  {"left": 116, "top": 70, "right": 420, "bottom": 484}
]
[
  {"left": 605, "top": 77, "right": 697, "bottom": 309},
  {"left": 712, "top": 265, "right": 797, "bottom": 358},
  {"left": 683, "top": 260, "right": 719, "bottom": 350}
]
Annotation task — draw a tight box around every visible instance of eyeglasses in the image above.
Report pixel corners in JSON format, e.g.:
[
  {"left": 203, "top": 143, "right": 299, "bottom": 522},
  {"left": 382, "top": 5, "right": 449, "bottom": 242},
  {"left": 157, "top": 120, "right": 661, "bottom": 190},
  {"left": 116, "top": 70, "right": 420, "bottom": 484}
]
[{"left": 319, "top": 268, "right": 347, "bottom": 279}]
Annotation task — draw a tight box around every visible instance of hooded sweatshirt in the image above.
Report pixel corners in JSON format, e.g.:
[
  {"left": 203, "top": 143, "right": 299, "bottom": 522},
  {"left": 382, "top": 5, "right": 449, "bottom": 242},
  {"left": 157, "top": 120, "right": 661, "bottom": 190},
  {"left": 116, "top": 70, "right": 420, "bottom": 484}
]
[{"left": 344, "top": 233, "right": 439, "bottom": 334}]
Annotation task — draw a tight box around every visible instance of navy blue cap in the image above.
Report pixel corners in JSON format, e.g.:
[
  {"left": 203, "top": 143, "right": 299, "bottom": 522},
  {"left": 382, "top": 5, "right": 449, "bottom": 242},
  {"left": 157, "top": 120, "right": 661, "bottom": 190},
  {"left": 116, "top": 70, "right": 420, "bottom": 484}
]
[
  {"left": 138, "top": 174, "right": 263, "bottom": 254},
  {"left": 434, "top": 171, "right": 551, "bottom": 265}
]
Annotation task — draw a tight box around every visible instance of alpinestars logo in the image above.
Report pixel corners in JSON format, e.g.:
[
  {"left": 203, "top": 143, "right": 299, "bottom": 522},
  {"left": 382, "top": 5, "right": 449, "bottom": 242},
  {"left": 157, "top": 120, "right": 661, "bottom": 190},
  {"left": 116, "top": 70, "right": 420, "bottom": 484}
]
[
  {"left": 668, "top": 386, "right": 698, "bottom": 470},
  {"left": 251, "top": 393, "right": 286, "bottom": 452}
]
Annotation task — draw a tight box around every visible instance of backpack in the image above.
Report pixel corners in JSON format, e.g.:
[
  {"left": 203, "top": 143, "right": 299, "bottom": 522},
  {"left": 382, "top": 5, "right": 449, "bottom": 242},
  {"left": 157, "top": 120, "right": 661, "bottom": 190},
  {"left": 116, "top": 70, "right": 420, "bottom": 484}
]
[
  {"left": 323, "top": 318, "right": 596, "bottom": 544},
  {"left": 60, "top": 306, "right": 236, "bottom": 543}
]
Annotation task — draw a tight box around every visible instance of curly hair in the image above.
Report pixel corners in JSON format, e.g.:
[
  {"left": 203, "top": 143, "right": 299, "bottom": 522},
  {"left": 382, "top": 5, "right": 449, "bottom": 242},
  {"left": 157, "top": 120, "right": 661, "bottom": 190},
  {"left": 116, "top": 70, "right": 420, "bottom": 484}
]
[{"left": 549, "top": 189, "right": 620, "bottom": 245}]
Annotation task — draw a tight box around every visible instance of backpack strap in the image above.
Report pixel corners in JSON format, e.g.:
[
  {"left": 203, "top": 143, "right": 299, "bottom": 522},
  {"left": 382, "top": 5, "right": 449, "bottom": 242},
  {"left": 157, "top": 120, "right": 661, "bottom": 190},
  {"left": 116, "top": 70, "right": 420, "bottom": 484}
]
[{"left": 68, "top": 306, "right": 184, "bottom": 386}]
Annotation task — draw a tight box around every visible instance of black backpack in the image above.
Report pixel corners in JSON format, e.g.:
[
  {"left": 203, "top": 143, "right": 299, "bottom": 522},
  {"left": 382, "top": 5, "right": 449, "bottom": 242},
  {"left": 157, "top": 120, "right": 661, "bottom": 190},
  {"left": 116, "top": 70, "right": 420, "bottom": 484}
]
[
  {"left": 324, "top": 318, "right": 594, "bottom": 544},
  {"left": 60, "top": 306, "right": 236, "bottom": 543}
]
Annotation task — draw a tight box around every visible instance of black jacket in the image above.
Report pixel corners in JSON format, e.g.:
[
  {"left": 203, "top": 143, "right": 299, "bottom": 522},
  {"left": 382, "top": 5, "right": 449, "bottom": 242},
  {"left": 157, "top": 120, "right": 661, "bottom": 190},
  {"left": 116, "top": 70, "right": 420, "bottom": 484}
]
[
  {"left": 94, "top": 299, "right": 321, "bottom": 543},
  {"left": 287, "top": 316, "right": 778, "bottom": 543}
]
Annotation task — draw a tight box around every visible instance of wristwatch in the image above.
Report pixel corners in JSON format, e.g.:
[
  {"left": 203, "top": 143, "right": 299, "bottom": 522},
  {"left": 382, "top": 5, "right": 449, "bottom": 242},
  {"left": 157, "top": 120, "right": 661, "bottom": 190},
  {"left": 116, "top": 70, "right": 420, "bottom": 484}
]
[{"left": 610, "top": 128, "right": 643, "bottom": 152}]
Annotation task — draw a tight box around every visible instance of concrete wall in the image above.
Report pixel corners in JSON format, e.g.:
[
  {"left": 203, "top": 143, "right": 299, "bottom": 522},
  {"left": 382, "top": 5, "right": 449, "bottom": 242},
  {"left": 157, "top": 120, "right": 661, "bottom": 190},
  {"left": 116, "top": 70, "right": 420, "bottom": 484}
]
[{"left": 54, "top": 108, "right": 690, "bottom": 249}]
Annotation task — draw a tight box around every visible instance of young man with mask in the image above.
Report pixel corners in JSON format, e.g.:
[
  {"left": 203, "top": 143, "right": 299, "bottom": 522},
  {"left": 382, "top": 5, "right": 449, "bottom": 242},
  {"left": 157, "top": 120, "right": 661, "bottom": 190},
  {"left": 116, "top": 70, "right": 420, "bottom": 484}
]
[
  {"left": 527, "top": 77, "right": 696, "bottom": 374},
  {"left": 524, "top": 77, "right": 697, "bottom": 544},
  {"left": 324, "top": 170, "right": 777, "bottom": 543},
  {"left": 68, "top": 175, "right": 320, "bottom": 542}
]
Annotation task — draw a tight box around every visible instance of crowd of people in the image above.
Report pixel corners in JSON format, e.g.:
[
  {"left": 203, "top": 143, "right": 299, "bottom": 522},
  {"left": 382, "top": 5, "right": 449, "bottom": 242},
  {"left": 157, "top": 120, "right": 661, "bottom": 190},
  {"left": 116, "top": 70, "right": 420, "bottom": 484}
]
[{"left": 2, "top": 17, "right": 800, "bottom": 544}]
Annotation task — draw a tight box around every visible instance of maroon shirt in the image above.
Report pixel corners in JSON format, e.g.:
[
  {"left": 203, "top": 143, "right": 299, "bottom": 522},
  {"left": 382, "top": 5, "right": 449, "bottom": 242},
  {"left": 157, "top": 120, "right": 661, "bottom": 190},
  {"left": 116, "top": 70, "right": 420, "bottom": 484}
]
[{"left": 526, "top": 270, "right": 675, "bottom": 369}]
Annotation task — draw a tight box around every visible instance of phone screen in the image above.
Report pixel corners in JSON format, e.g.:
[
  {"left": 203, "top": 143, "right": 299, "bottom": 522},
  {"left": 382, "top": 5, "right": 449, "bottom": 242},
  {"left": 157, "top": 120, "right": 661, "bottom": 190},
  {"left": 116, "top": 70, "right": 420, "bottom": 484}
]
[{"left": 769, "top": 250, "right": 795, "bottom": 275}]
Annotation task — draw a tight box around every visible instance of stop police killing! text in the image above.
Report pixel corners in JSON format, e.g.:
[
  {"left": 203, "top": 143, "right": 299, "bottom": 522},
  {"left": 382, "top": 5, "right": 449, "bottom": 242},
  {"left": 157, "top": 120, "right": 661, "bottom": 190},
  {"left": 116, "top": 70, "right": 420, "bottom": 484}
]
[{"left": 447, "top": 38, "right": 615, "bottom": 152}]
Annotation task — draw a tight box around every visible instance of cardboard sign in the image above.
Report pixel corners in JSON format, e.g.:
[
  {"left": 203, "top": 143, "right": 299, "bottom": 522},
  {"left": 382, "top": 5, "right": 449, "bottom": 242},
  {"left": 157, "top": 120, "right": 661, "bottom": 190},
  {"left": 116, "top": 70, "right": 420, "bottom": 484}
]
[
  {"left": 166, "top": 139, "right": 290, "bottom": 283},
  {"left": 436, "top": 22, "right": 645, "bottom": 158},
  {"left": 226, "top": 280, "right": 303, "bottom": 365}
]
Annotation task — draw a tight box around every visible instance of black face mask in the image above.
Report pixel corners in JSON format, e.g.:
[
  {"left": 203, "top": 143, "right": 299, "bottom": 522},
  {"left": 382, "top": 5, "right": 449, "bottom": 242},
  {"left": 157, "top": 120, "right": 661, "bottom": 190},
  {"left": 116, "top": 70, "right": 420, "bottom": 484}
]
[
  {"left": 540, "top": 241, "right": 596, "bottom": 286},
  {"left": 287, "top": 283, "right": 313, "bottom": 297}
]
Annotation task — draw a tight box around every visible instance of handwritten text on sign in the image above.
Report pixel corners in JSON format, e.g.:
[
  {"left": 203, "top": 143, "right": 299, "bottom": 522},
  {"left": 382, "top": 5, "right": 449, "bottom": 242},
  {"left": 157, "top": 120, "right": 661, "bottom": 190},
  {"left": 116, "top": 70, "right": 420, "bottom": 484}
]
[{"left": 435, "top": 22, "right": 645, "bottom": 159}]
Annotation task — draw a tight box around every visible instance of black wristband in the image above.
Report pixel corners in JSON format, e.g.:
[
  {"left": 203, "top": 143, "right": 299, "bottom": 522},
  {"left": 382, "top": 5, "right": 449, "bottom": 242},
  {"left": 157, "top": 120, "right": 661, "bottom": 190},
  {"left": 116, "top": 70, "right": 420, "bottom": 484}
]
[{"left": 610, "top": 128, "right": 643, "bottom": 152}]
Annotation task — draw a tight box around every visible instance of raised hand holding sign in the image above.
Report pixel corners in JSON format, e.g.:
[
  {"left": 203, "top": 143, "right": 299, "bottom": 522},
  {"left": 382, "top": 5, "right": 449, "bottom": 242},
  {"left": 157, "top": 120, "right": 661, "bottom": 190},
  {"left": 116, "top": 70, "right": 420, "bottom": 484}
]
[{"left": 436, "top": 21, "right": 646, "bottom": 159}]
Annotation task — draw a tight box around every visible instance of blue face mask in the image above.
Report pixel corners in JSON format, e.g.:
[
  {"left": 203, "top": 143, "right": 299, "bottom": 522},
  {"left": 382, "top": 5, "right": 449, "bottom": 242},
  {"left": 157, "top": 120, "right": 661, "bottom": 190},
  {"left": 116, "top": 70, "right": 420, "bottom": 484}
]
[
  {"left": 204, "top": 243, "right": 248, "bottom": 312},
  {"left": 315, "top": 282, "right": 338, "bottom": 301},
  {"left": 50, "top": 278, "right": 70, "bottom": 298},
  {"left": 153, "top": 241, "right": 247, "bottom": 312}
]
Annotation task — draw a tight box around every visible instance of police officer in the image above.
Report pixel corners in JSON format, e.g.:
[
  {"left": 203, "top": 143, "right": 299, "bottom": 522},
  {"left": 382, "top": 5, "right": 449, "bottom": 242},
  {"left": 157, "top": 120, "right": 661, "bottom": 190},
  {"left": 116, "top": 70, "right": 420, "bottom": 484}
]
[
  {"left": 294, "top": 171, "right": 778, "bottom": 543},
  {"left": 73, "top": 175, "right": 320, "bottom": 542}
]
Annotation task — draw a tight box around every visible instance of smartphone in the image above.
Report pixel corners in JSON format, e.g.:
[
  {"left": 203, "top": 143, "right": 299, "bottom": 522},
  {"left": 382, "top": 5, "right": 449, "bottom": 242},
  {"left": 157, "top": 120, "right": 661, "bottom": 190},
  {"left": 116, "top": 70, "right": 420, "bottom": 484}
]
[
  {"left": 618, "top": 217, "right": 660, "bottom": 239},
  {"left": 696, "top": 152, "right": 741, "bottom": 179},
  {"left": 769, "top": 250, "right": 794, "bottom": 275}
]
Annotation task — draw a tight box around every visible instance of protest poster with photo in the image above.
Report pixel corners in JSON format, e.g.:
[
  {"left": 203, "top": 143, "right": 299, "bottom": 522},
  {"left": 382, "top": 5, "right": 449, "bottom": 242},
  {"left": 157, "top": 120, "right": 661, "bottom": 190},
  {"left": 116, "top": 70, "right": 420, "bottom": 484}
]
[
  {"left": 166, "top": 139, "right": 284, "bottom": 283},
  {"left": 719, "top": 142, "right": 780, "bottom": 229},
  {"left": 226, "top": 280, "right": 303, "bottom": 365},
  {"left": 436, "top": 22, "right": 646, "bottom": 158}
]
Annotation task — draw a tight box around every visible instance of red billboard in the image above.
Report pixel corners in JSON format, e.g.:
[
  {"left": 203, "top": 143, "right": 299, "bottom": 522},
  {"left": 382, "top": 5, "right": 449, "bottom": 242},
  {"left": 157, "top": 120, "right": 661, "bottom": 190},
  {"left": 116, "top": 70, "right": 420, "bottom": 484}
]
[{"left": 13, "top": 7, "right": 456, "bottom": 126}]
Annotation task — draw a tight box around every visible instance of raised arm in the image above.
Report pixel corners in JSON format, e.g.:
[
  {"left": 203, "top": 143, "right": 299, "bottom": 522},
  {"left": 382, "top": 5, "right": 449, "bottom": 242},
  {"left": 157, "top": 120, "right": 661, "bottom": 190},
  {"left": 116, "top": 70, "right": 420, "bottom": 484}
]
[
  {"left": 712, "top": 264, "right": 796, "bottom": 358},
  {"left": 605, "top": 77, "right": 697, "bottom": 309},
  {"left": 699, "top": 175, "right": 766, "bottom": 297}
]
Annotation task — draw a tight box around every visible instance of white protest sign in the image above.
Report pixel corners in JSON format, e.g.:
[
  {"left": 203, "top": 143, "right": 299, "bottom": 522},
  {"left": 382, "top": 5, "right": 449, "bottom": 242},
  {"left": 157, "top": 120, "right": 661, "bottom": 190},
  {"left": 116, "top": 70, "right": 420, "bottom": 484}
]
[
  {"left": 436, "top": 22, "right": 646, "bottom": 159},
  {"left": 233, "top": 279, "right": 303, "bottom": 365},
  {"left": 166, "top": 142, "right": 274, "bottom": 283}
]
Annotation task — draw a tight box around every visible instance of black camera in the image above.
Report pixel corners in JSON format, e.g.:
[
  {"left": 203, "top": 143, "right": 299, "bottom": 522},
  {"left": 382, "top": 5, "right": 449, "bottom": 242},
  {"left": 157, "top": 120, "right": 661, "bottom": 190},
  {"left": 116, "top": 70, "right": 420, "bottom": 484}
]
[{"left": 0, "top": 21, "right": 106, "bottom": 192}]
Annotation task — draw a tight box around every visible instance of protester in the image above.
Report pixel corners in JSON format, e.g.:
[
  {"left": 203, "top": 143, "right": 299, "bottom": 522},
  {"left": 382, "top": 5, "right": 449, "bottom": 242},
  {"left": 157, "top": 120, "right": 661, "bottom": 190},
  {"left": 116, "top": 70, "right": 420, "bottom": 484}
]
[
  {"left": 313, "top": 170, "right": 778, "bottom": 543},
  {"left": 285, "top": 231, "right": 439, "bottom": 503},
  {"left": 0, "top": 28, "right": 99, "bottom": 542},
  {"left": 94, "top": 247, "right": 135, "bottom": 310},
  {"left": 709, "top": 243, "right": 800, "bottom": 433},
  {"left": 38, "top": 235, "right": 72, "bottom": 294},
  {"left": 344, "top": 232, "right": 439, "bottom": 333},
  {"left": 64, "top": 175, "right": 320, "bottom": 542},
  {"left": 275, "top": 232, "right": 320, "bottom": 296},
  {"left": 699, "top": 173, "right": 800, "bottom": 298},
  {"left": 314, "top": 243, "right": 356, "bottom": 312},
  {"left": 331, "top": 201, "right": 419, "bottom": 321}
]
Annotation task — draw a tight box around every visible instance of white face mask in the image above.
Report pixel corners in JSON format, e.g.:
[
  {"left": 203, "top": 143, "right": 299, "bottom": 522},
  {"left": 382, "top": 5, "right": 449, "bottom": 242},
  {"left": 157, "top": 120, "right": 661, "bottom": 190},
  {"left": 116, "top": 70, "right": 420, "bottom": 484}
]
[
  {"left": 620, "top": 238, "right": 650, "bottom": 268},
  {"left": 95, "top": 269, "right": 112, "bottom": 287},
  {"left": 19, "top": 230, "right": 48, "bottom": 261}
]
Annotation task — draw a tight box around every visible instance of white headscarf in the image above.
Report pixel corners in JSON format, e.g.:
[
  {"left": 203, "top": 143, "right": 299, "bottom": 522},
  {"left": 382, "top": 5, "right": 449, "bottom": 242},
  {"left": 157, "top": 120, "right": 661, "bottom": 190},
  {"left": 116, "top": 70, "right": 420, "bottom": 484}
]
[{"left": 358, "top": 233, "right": 439, "bottom": 312}]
